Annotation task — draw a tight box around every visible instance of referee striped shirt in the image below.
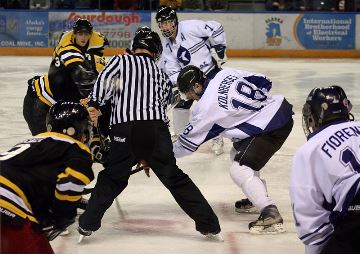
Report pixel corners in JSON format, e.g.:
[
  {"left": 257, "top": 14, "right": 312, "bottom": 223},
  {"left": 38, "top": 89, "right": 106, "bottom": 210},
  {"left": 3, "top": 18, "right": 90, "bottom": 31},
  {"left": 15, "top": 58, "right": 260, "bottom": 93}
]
[{"left": 89, "top": 53, "right": 172, "bottom": 125}]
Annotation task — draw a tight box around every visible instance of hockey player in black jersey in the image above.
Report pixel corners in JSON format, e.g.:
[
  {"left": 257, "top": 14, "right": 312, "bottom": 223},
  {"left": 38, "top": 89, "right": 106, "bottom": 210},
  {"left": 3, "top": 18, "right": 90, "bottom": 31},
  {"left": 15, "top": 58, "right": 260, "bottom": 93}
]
[
  {"left": 23, "top": 54, "right": 106, "bottom": 135},
  {"left": 48, "top": 19, "right": 108, "bottom": 102},
  {"left": 0, "top": 101, "right": 94, "bottom": 254},
  {"left": 23, "top": 54, "right": 110, "bottom": 164}
]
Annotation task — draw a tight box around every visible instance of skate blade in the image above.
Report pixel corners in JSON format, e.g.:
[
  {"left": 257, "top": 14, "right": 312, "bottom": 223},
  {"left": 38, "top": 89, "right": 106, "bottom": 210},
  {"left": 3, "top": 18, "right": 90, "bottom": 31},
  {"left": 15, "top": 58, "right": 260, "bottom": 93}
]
[
  {"left": 60, "top": 229, "right": 70, "bottom": 236},
  {"left": 235, "top": 207, "right": 259, "bottom": 214},
  {"left": 249, "top": 223, "right": 286, "bottom": 234},
  {"left": 78, "top": 235, "right": 85, "bottom": 244},
  {"left": 204, "top": 233, "right": 224, "bottom": 242}
]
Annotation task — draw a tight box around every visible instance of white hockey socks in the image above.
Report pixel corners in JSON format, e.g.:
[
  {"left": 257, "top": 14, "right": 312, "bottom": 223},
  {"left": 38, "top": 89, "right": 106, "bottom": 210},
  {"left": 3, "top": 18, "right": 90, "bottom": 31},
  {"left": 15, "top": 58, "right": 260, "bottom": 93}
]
[
  {"left": 229, "top": 162, "right": 273, "bottom": 211},
  {"left": 172, "top": 108, "right": 191, "bottom": 135}
]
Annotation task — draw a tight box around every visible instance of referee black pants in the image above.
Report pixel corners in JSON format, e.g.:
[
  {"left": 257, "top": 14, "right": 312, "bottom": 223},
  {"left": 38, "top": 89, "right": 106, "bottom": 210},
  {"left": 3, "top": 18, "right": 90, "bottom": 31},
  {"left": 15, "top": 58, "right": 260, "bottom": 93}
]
[{"left": 79, "top": 120, "right": 220, "bottom": 234}]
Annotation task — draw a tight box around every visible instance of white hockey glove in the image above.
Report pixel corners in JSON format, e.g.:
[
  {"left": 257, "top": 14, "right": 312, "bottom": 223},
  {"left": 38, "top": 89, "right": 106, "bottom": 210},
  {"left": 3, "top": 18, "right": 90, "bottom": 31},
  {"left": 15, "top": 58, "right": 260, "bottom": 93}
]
[{"left": 210, "top": 45, "right": 227, "bottom": 68}]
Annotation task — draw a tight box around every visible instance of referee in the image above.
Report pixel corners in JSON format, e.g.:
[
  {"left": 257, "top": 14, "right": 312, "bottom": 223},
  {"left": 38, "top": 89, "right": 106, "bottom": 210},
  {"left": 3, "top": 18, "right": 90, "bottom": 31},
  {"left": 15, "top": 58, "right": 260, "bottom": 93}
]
[{"left": 78, "top": 29, "right": 221, "bottom": 239}]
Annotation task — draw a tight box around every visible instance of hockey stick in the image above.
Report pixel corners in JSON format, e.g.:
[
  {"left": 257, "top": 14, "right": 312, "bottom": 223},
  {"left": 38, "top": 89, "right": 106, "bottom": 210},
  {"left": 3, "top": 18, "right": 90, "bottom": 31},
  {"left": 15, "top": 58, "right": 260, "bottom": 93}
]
[{"left": 82, "top": 166, "right": 145, "bottom": 196}]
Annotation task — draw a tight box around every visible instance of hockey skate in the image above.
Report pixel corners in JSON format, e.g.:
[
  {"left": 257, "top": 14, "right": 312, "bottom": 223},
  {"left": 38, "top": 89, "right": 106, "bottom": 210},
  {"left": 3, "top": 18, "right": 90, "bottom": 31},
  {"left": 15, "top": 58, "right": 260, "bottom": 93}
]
[
  {"left": 77, "top": 226, "right": 92, "bottom": 243},
  {"left": 201, "top": 230, "right": 224, "bottom": 242},
  {"left": 211, "top": 136, "right": 224, "bottom": 156},
  {"left": 235, "top": 198, "right": 258, "bottom": 214},
  {"left": 248, "top": 205, "right": 286, "bottom": 234}
]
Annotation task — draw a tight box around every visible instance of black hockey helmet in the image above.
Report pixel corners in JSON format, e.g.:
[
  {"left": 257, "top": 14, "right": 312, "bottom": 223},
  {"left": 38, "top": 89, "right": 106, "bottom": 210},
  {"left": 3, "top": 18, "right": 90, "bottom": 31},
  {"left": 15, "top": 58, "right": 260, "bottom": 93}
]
[
  {"left": 46, "top": 101, "right": 93, "bottom": 144},
  {"left": 156, "top": 6, "right": 178, "bottom": 23},
  {"left": 302, "top": 85, "right": 352, "bottom": 137},
  {"left": 132, "top": 30, "right": 163, "bottom": 60},
  {"left": 135, "top": 25, "right": 151, "bottom": 35},
  {"left": 155, "top": 6, "right": 178, "bottom": 37},
  {"left": 177, "top": 65, "right": 206, "bottom": 94},
  {"left": 73, "top": 18, "right": 93, "bottom": 34}
]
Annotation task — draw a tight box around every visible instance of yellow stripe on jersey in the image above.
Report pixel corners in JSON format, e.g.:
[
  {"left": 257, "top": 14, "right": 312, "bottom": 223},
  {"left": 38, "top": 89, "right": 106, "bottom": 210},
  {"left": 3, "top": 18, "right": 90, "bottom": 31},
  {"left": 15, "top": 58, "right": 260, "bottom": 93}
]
[
  {"left": 0, "top": 199, "right": 38, "bottom": 223},
  {"left": 37, "top": 132, "right": 91, "bottom": 154},
  {"left": 64, "top": 57, "right": 83, "bottom": 66},
  {"left": 54, "top": 190, "right": 82, "bottom": 202},
  {"left": 57, "top": 45, "right": 82, "bottom": 55},
  {"left": 43, "top": 75, "right": 53, "bottom": 97},
  {"left": 34, "top": 78, "right": 53, "bottom": 106},
  {"left": 0, "top": 176, "right": 33, "bottom": 212},
  {"left": 57, "top": 167, "right": 90, "bottom": 185},
  {"left": 92, "top": 136, "right": 100, "bottom": 142}
]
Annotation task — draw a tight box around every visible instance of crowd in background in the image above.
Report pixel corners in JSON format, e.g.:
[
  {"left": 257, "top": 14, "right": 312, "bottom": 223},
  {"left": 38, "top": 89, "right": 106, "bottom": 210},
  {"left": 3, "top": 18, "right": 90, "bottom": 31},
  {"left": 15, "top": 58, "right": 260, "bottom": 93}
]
[{"left": 0, "top": 0, "right": 358, "bottom": 11}]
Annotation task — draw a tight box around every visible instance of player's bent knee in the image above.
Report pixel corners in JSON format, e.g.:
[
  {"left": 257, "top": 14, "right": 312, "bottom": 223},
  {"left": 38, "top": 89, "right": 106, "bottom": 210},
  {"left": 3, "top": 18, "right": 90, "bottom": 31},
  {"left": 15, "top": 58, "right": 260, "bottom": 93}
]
[{"left": 229, "top": 162, "right": 254, "bottom": 187}]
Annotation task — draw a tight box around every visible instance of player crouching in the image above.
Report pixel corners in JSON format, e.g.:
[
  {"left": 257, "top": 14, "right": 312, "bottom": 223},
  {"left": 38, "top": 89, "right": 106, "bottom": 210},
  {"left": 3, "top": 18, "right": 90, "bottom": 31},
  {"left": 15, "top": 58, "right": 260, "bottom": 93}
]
[{"left": 0, "top": 101, "right": 94, "bottom": 254}]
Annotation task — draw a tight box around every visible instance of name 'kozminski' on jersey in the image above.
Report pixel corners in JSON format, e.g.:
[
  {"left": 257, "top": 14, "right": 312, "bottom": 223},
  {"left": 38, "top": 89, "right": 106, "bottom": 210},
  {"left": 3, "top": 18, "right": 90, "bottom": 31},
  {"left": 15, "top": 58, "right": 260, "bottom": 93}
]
[{"left": 89, "top": 53, "right": 172, "bottom": 125}]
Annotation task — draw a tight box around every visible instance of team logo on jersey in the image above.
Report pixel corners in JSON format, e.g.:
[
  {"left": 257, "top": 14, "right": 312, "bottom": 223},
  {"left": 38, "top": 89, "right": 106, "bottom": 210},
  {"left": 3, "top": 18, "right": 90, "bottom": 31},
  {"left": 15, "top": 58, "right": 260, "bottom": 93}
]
[
  {"left": 177, "top": 46, "right": 191, "bottom": 65},
  {"left": 265, "top": 17, "right": 283, "bottom": 46}
]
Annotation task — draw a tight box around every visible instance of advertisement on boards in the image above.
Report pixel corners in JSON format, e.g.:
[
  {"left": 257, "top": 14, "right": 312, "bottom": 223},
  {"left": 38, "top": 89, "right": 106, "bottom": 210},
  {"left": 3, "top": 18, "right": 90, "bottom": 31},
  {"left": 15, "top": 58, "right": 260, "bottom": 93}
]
[
  {"left": 49, "top": 11, "right": 151, "bottom": 49},
  {"left": 254, "top": 14, "right": 300, "bottom": 50},
  {"left": 0, "top": 12, "right": 48, "bottom": 47},
  {"left": 294, "top": 14, "right": 355, "bottom": 49}
]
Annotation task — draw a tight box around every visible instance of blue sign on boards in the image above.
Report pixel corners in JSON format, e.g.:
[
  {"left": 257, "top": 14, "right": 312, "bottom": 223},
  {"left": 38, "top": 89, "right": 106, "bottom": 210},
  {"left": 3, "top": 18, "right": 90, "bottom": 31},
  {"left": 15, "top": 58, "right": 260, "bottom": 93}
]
[
  {"left": 294, "top": 14, "right": 355, "bottom": 50},
  {"left": 0, "top": 12, "right": 48, "bottom": 47}
]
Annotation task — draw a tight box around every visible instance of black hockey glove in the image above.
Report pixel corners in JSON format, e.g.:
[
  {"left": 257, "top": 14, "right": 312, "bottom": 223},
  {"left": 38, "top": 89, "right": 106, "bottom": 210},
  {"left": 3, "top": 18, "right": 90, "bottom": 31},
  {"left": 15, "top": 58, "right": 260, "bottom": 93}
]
[
  {"left": 174, "top": 99, "right": 194, "bottom": 110},
  {"left": 210, "top": 44, "right": 227, "bottom": 68},
  {"left": 71, "top": 62, "right": 98, "bottom": 97},
  {"left": 40, "top": 211, "right": 75, "bottom": 241},
  {"left": 90, "top": 137, "right": 110, "bottom": 164},
  {"left": 168, "top": 86, "right": 181, "bottom": 108}
]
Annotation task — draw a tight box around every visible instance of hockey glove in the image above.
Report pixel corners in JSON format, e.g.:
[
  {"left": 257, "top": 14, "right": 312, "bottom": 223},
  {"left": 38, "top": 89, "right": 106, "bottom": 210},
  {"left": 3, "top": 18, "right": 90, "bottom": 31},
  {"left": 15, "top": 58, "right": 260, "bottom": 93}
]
[
  {"left": 41, "top": 212, "right": 75, "bottom": 241},
  {"left": 90, "top": 137, "right": 110, "bottom": 164},
  {"left": 71, "top": 62, "right": 98, "bottom": 97},
  {"left": 210, "top": 45, "right": 227, "bottom": 68},
  {"left": 174, "top": 99, "right": 194, "bottom": 110},
  {"left": 168, "top": 86, "right": 181, "bottom": 109}
]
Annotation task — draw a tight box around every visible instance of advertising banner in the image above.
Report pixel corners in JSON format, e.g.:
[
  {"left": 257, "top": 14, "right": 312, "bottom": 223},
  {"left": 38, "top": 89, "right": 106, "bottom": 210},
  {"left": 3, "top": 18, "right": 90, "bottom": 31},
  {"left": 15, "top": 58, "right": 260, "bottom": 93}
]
[
  {"left": 294, "top": 14, "right": 355, "bottom": 49},
  {"left": 0, "top": 11, "right": 48, "bottom": 47},
  {"left": 254, "top": 14, "right": 300, "bottom": 50},
  {"left": 49, "top": 11, "right": 151, "bottom": 49}
]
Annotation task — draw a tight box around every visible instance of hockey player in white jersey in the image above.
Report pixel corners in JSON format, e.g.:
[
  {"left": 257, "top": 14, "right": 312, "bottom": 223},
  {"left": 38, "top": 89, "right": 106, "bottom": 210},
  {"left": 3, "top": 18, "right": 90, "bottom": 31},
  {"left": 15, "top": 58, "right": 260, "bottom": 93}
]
[
  {"left": 174, "top": 65, "right": 293, "bottom": 234},
  {"left": 290, "top": 86, "right": 359, "bottom": 254},
  {"left": 155, "top": 6, "right": 227, "bottom": 155}
]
